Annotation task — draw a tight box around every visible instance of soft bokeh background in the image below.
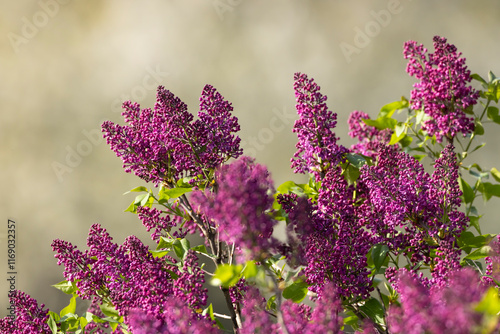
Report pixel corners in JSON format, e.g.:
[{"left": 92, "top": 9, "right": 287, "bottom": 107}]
[{"left": 1, "top": 0, "right": 500, "bottom": 318}]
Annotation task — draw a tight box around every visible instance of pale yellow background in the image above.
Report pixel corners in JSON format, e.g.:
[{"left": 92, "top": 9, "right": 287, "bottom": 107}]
[{"left": 1, "top": 0, "right": 500, "bottom": 317}]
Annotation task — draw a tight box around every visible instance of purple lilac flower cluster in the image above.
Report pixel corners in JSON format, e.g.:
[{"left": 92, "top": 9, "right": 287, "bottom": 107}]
[
  {"left": 387, "top": 268, "right": 490, "bottom": 334},
  {"left": 404, "top": 36, "right": 479, "bottom": 142},
  {"left": 127, "top": 298, "right": 219, "bottom": 334},
  {"left": 102, "top": 84, "right": 242, "bottom": 186},
  {"left": 348, "top": 110, "right": 393, "bottom": 158},
  {"left": 291, "top": 72, "right": 348, "bottom": 176},
  {"left": 51, "top": 224, "right": 210, "bottom": 331},
  {"left": 191, "top": 156, "right": 278, "bottom": 261},
  {"left": 361, "top": 144, "right": 467, "bottom": 285},
  {"left": 0, "top": 290, "right": 51, "bottom": 334},
  {"left": 485, "top": 235, "right": 500, "bottom": 285}
]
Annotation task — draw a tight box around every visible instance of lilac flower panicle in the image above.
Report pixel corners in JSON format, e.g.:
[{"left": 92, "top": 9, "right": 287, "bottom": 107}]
[
  {"left": 404, "top": 36, "right": 479, "bottom": 142},
  {"left": 0, "top": 290, "right": 51, "bottom": 334},
  {"left": 362, "top": 145, "right": 466, "bottom": 284},
  {"left": 484, "top": 235, "right": 500, "bottom": 286},
  {"left": 348, "top": 110, "right": 393, "bottom": 158},
  {"left": 387, "top": 268, "right": 488, "bottom": 334},
  {"left": 191, "top": 156, "right": 278, "bottom": 261},
  {"left": 291, "top": 73, "right": 348, "bottom": 176},
  {"left": 52, "top": 223, "right": 208, "bottom": 329},
  {"left": 102, "top": 85, "right": 241, "bottom": 186},
  {"left": 127, "top": 297, "right": 219, "bottom": 334}
]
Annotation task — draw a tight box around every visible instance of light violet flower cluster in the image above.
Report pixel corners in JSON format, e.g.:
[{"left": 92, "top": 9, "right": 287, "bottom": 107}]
[
  {"left": 102, "top": 85, "right": 242, "bottom": 186},
  {"left": 191, "top": 156, "right": 278, "bottom": 260},
  {"left": 404, "top": 36, "right": 479, "bottom": 142},
  {"left": 387, "top": 268, "right": 492, "bottom": 334}
]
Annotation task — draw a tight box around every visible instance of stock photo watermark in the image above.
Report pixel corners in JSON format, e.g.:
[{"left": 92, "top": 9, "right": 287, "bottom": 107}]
[
  {"left": 7, "top": 0, "right": 75, "bottom": 54},
  {"left": 212, "top": 0, "right": 243, "bottom": 21},
  {"left": 241, "top": 106, "right": 296, "bottom": 157},
  {"left": 6, "top": 219, "right": 17, "bottom": 320},
  {"left": 51, "top": 65, "right": 169, "bottom": 183},
  {"left": 339, "top": 0, "right": 409, "bottom": 64}
]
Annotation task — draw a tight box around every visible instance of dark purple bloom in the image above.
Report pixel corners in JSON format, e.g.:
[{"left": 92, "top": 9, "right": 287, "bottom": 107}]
[
  {"left": 291, "top": 73, "right": 348, "bottom": 176},
  {"left": 361, "top": 145, "right": 467, "bottom": 284},
  {"left": 0, "top": 290, "right": 51, "bottom": 334},
  {"left": 404, "top": 36, "right": 479, "bottom": 142},
  {"left": 102, "top": 85, "right": 242, "bottom": 186},
  {"left": 51, "top": 224, "right": 208, "bottom": 327}
]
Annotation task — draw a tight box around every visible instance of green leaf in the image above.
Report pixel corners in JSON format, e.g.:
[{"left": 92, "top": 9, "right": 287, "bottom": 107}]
[
  {"left": 346, "top": 153, "right": 367, "bottom": 168},
  {"left": 100, "top": 302, "right": 120, "bottom": 318},
  {"left": 469, "top": 216, "right": 482, "bottom": 234},
  {"left": 173, "top": 238, "right": 191, "bottom": 260},
  {"left": 487, "top": 107, "right": 500, "bottom": 124},
  {"left": 48, "top": 312, "right": 59, "bottom": 334},
  {"left": 242, "top": 261, "right": 259, "bottom": 279},
  {"left": 363, "top": 117, "right": 397, "bottom": 131},
  {"left": 276, "top": 181, "right": 305, "bottom": 197},
  {"left": 474, "top": 120, "right": 485, "bottom": 136},
  {"left": 379, "top": 99, "right": 408, "bottom": 118},
  {"left": 458, "top": 177, "right": 474, "bottom": 204},
  {"left": 52, "top": 280, "right": 78, "bottom": 295},
  {"left": 282, "top": 280, "right": 309, "bottom": 303},
  {"left": 191, "top": 244, "right": 209, "bottom": 255},
  {"left": 266, "top": 295, "right": 277, "bottom": 312},
  {"left": 475, "top": 287, "right": 500, "bottom": 315},
  {"left": 159, "top": 187, "right": 192, "bottom": 200},
  {"left": 60, "top": 294, "right": 77, "bottom": 317},
  {"left": 359, "top": 298, "right": 386, "bottom": 326},
  {"left": 123, "top": 186, "right": 148, "bottom": 195},
  {"left": 471, "top": 73, "right": 488, "bottom": 87},
  {"left": 371, "top": 244, "right": 390, "bottom": 271},
  {"left": 491, "top": 168, "right": 500, "bottom": 183},
  {"left": 415, "top": 109, "right": 425, "bottom": 125},
  {"left": 479, "top": 182, "right": 500, "bottom": 201},
  {"left": 343, "top": 164, "right": 360, "bottom": 185},
  {"left": 211, "top": 264, "right": 243, "bottom": 288},
  {"left": 157, "top": 236, "right": 176, "bottom": 250},
  {"left": 150, "top": 249, "right": 171, "bottom": 258},
  {"left": 464, "top": 245, "right": 493, "bottom": 260},
  {"left": 389, "top": 132, "right": 406, "bottom": 145}
]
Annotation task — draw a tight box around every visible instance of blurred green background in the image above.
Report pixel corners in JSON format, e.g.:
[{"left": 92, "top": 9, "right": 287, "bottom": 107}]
[{"left": 1, "top": 0, "right": 500, "bottom": 317}]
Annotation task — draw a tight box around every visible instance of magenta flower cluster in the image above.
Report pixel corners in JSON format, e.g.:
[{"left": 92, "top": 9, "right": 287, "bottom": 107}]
[
  {"left": 191, "top": 156, "right": 278, "bottom": 260},
  {"left": 0, "top": 290, "right": 50, "bottom": 334},
  {"left": 404, "top": 36, "right": 479, "bottom": 142},
  {"left": 348, "top": 110, "right": 393, "bottom": 158},
  {"left": 291, "top": 72, "right": 348, "bottom": 176},
  {"left": 102, "top": 85, "right": 242, "bottom": 186},
  {"left": 361, "top": 144, "right": 467, "bottom": 285},
  {"left": 387, "top": 268, "right": 494, "bottom": 333},
  {"left": 51, "top": 224, "right": 211, "bottom": 331}
]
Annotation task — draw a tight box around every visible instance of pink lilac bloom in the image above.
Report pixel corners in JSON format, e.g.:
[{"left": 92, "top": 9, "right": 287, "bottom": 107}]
[
  {"left": 191, "top": 156, "right": 278, "bottom": 261},
  {"left": 348, "top": 110, "right": 393, "bottom": 159},
  {"left": 136, "top": 206, "right": 176, "bottom": 242},
  {"left": 484, "top": 235, "right": 500, "bottom": 286},
  {"left": 361, "top": 145, "right": 467, "bottom": 285},
  {"left": 404, "top": 36, "right": 479, "bottom": 143},
  {"left": 51, "top": 224, "right": 208, "bottom": 328},
  {"left": 239, "top": 287, "right": 280, "bottom": 334},
  {"left": 387, "top": 268, "right": 488, "bottom": 334},
  {"left": 277, "top": 179, "right": 373, "bottom": 300},
  {"left": 281, "top": 300, "right": 311, "bottom": 334},
  {"left": 102, "top": 85, "right": 241, "bottom": 186},
  {"left": 127, "top": 298, "right": 219, "bottom": 334},
  {"left": 0, "top": 290, "right": 51, "bottom": 334},
  {"left": 291, "top": 72, "right": 348, "bottom": 177},
  {"left": 305, "top": 282, "right": 344, "bottom": 334}
]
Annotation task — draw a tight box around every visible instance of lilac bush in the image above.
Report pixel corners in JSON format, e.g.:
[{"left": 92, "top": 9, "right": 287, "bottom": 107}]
[{"left": 3, "top": 36, "right": 500, "bottom": 333}]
